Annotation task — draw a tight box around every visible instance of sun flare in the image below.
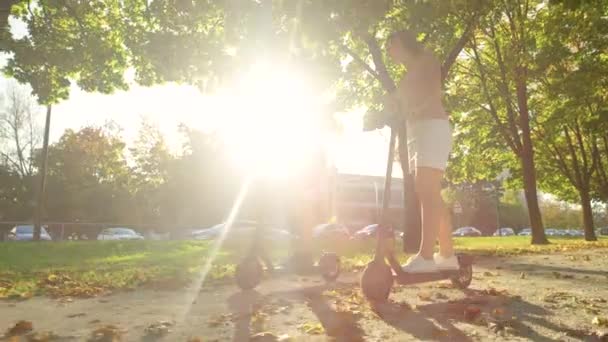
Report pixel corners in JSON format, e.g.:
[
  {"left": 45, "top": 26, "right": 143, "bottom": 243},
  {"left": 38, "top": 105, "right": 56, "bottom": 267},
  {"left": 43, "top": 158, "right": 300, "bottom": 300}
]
[{"left": 215, "top": 61, "right": 328, "bottom": 179}]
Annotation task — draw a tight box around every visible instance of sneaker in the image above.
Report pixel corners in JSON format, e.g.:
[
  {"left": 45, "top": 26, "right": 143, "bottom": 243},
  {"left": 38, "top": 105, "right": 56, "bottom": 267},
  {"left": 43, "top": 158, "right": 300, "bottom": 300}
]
[
  {"left": 401, "top": 254, "right": 438, "bottom": 273},
  {"left": 433, "top": 253, "right": 459, "bottom": 270}
]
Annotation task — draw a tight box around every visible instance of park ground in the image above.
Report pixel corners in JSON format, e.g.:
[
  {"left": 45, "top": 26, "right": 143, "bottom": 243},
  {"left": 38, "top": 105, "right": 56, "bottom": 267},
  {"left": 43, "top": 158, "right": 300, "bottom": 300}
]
[{"left": 1, "top": 237, "right": 608, "bottom": 341}]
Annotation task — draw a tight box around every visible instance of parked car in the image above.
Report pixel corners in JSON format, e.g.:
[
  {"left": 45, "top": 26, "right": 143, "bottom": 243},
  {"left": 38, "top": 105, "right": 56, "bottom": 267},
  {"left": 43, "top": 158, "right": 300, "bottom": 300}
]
[
  {"left": 353, "top": 224, "right": 402, "bottom": 240},
  {"left": 313, "top": 223, "right": 351, "bottom": 240},
  {"left": 568, "top": 229, "right": 584, "bottom": 237},
  {"left": 545, "top": 228, "right": 559, "bottom": 236},
  {"left": 518, "top": 228, "right": 532, "bottom": 236},
  {"left": 97, "top": 227, "right": 144, "bottom": 240},
  {"left": 493, "top": 227, "right": 515, "bottom": 236},
  {"left": 192, "top": 221, "right": 293, "bottom": 242},
  {"left": 452, "top": 226, "right": 482, "bottom": 237},
  {"left": 597, "top": 227, "right": 608, "bottom": 236},
  {"left": 8, "top": 225, "right": 52, "bottom": 241}
]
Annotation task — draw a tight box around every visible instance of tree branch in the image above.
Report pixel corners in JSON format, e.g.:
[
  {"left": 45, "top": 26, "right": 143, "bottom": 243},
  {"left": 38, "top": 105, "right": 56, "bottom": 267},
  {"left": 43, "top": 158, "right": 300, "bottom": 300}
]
[
  {"left": 441, "top": 7, "right": 482, "bottom": 82},
  {"left": 362, "top": 32, "right": 396, "bottom": 91},
  {"left": 488, "top": 17, "right": 523, "bottom": 152},
  {"left": 563, "top": 126, "right": 583, "bottom": 189},
  {"left": 338, "top": 43, "right": 381, "bottom": 82},
  {"left": 573, "top": 119, "right": 593, "bottom": 182},
  {"left": 470, "top": 36, "right": 520, "bottom": 155}
]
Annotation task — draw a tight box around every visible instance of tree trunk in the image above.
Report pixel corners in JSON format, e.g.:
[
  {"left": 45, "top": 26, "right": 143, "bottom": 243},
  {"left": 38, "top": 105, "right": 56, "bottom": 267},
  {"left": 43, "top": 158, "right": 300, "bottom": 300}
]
[
  {"left": 34, "top": 104, "right": 52, "bottom": 241},
  {"left": 579, "top": 188, "right": 597, "bottom": 241},
  {"left": 515, "top": 76, "right": 548, "bottom": 244},
  {"left": 521, "top": 151, "right": 547, "bottom": 244}
]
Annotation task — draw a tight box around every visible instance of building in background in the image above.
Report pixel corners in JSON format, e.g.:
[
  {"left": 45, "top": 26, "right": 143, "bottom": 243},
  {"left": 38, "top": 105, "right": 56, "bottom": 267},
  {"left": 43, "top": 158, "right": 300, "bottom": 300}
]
[{"left": 331, "top": 173, "right": 404, "bottom": 231}]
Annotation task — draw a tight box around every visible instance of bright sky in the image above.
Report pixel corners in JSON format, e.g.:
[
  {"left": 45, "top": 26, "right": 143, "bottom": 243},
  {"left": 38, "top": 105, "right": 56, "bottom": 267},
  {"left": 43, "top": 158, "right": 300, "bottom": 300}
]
[{"left": 0, "top": 18, "right": 400, "bottom": 178}]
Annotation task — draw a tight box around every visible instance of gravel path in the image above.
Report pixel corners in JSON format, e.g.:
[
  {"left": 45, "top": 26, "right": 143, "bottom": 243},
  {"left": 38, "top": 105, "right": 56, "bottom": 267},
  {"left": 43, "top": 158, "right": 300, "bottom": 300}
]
[{"left": 2, "top": 249, "right": 608, "bottom": 341}]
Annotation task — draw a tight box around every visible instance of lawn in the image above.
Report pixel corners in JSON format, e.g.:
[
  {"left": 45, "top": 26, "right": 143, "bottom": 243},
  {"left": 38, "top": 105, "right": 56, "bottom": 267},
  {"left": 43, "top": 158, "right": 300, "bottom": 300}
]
[{"left": 1, "top": 236, "right": 607, "bottom": 299}]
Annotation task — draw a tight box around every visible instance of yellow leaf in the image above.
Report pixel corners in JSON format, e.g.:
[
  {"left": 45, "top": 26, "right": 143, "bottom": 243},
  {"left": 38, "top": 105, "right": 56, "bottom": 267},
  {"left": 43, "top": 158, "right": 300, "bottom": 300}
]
[{"left": 592, "top": 316, "right": 608, "bottom": 326}]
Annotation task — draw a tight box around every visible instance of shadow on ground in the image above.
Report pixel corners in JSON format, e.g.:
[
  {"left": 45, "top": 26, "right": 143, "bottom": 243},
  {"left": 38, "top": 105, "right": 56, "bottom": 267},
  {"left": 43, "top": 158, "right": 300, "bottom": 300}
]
[{"left": 225, "top": 280, "right": 597, "bottom": 341}]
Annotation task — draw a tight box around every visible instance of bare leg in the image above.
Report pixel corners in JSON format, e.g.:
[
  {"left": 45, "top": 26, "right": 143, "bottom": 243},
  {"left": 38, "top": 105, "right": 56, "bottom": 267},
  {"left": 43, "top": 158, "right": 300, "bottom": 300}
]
[
  {"left": 437, "top": 198, "right": 454, "bottom": 257},
  {"left": 415, "top": 167, "right": 445, "bottom": 259}
]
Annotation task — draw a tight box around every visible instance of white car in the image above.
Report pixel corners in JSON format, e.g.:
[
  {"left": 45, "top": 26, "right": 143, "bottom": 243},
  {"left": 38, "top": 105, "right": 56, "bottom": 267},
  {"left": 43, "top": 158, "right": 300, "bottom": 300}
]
[
  {"left": 493, "top": 228, "right": 515, "bottom": 236},
  {"left": 452, "top": 226, "right": 482, "bottom": 237},
  {"left": 545, "top": 228, "right": 559, "bottom": 236},
  {"left": 97, "top": 227, "right": 144, "bottom": 240},
  {"left": 518, "top": 228, "right": 532, "bottom": 236}
]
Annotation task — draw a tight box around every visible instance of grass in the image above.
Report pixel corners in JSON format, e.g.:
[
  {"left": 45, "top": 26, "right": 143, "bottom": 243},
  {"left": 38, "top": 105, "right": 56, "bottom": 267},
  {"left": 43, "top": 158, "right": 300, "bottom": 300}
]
[{"left": 1, "top": 236, "right": 607, "bottom": 299}]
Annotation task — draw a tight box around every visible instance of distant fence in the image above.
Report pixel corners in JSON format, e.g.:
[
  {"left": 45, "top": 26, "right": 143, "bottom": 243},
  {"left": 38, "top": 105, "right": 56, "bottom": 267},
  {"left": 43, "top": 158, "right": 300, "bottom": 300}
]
[{"left": 0, "top": 221, "right": 191, "bottom": 241}]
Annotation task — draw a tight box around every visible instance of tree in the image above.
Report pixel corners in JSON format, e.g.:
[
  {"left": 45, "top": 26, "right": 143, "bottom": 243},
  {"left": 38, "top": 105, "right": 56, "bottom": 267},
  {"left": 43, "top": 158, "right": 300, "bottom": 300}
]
[
  {"left": 3, "top": 0, "right": 133, "bottom": 239},
  {"left": 130, "top": 119, "right": 172, "bottom": 224},
  {"left": 44, "top": 125, "right": 132, "bottom": 222},
  {"left": 448, "top": 0, "right": 551, "bottom": 244},
  {"left": 0, "top": 81, "right": 41, "bottom": 178},
  {"left": 532, "top": 0, "right": 608, "bottom": 240}
]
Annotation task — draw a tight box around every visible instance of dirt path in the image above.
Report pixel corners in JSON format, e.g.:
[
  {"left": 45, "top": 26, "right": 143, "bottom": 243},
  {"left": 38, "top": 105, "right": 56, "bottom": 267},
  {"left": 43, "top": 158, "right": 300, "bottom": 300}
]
[{"left": 2, "top": 249, "right": 608, "bottom": 341}]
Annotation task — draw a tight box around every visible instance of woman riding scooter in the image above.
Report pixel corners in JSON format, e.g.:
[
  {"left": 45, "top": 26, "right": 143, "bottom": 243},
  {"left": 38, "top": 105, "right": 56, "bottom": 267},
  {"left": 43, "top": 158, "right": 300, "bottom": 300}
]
[{"left": 385, "top": 30, "right": 457, "bottom": 273}]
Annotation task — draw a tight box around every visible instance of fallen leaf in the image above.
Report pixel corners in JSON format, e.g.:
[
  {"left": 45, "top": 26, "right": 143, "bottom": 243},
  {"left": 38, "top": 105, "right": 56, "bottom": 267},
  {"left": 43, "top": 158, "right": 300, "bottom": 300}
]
[
  {"left": 435, "top": 293, "right": 448, "bottom": 300},
  {"left": 298, "top": 322, "right": 324, "bottom": 335},
  {"left": 583, "top": 255, "right": 591, "bottom": 261},
  {"left": 431, "top": 326, "right": 449, "bottom": 338},
  {"left": 89, "top": 324, "right": 125, "bottom": 342},
  {"left": 250, "top": 332, "right": 291, "bottom": 342},
  {"left": 464, "top": 306, "right": 481, "bottom": 321},
  {"left": 67, "top": 313, "right": 86, "bottom": 318},
  {"left": 492, "top": 308, "right": 506, "bottom": 317},
  {"left": 592, "top": 316, "right": 608, "bottom": 327},
  {"left": 488, "top": 321, "right": 505, "bottom": 334},
  {"left": 481, "top": 288, "right": 508, "bottom": 296},
  {"left": 417, "top": 292, "right": 433, "bottom": 301},
  {"left": 144, "top": 321, "right": 173, "bottom": 336},
  {"left": 5, "top": 320, "right": 33, "bottom": 336},
  {"left": 26, "top": 331, "right": 62, "bottom": 342},
  {"left": 483, "top": 271, "right": 495, "bottom": 277},
  {"left": 520, "top": 272, "right": 526, "bottom": 279}
]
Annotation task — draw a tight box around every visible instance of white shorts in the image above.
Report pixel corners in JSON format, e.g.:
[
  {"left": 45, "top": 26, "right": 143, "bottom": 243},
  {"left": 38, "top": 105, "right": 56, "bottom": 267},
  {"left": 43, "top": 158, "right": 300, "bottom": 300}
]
[{"left": 406, "top": 119, "right": 453, "bottom": 171}]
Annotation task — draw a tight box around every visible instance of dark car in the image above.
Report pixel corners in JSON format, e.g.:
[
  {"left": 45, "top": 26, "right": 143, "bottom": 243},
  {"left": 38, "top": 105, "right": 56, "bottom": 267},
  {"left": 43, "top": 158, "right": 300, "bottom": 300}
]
[{"left": 8, "top": 225, "right": 52, "bottom": 241}]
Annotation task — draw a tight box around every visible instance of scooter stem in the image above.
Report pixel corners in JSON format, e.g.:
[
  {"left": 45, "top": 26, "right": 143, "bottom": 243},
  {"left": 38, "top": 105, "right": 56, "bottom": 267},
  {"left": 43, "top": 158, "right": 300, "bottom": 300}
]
[{"left": 374, "top": 126, "right": 397, "bottom": 262}]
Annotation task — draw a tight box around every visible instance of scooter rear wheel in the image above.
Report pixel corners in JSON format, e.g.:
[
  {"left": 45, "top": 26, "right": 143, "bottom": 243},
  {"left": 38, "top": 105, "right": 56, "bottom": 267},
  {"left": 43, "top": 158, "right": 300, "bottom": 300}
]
[
  {"left": 361, "top": 259, "right": 393, "bottom": 302},
  {"left": 235, "top": 257, "right": 264, "bottom": 290},
  {"left": 318, "top": 252, "right": 340, "bottom": 282},
  {"left": 450, "top": 262, "right": 473, "bottom": 289}
]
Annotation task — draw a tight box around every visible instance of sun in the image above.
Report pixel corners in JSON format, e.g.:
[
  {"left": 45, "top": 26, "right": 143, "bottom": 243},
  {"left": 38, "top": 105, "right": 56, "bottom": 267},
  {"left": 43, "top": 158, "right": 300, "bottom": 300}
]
[{"left": 216, "top": 61, "right": 328, "bottom": 180}]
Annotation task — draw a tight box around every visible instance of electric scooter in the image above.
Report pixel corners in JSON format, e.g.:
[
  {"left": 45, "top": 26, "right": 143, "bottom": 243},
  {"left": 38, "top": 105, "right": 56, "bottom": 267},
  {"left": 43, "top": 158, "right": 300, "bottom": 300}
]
[
  {"left": 234, "top": 225, "right": 341, "bottom": 290},
  {"left": 360, "top": 115, "right": 473, "bottom": 302},
  {"left": 234, "top": 174, "right": 341, "bottom": 290}
]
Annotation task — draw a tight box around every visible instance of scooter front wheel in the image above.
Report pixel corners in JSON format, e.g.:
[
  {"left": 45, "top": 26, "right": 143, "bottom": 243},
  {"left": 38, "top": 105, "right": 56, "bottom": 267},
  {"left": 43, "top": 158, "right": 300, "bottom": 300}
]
[
  {"left": 361, "top": 259, "right": 393, "bottom": 302},
  {"left": 450, "top": 261, "right": 473, "bottom": 289},
  {"left": 318, "top": 252, "right": 340, "bottom": 282},
  {"left": 235, "top": 257, "right": 264, "bottom": 290}
]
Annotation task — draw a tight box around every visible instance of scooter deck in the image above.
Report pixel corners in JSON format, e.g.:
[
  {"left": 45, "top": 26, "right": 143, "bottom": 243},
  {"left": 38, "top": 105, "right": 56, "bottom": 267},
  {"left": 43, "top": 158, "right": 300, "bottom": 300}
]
[
  {"left": 392, "top": 254, "right": 474, "bottom": 286},
  {"left": 394, "top": 269, "right": 460, "bottom": 285}
]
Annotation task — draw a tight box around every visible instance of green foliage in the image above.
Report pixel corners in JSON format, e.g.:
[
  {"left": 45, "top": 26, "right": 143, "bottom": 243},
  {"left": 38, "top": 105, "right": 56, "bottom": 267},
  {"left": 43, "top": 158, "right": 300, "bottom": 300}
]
[
  {"left": 4, "top": 1, "right": 129, "bottom": 104},
  {"left": 129, "top": 120, "right": 173, "bottom": 223}
]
